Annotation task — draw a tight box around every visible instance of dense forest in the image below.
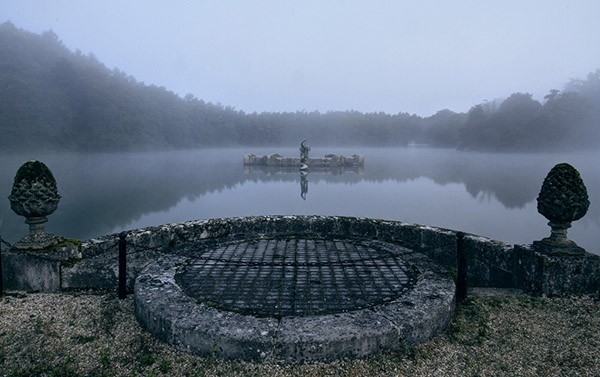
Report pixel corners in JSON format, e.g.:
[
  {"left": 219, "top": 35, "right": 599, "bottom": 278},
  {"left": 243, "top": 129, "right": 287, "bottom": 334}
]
[{"left": 1, "top": 21, "right": 599, "bottom": 152}]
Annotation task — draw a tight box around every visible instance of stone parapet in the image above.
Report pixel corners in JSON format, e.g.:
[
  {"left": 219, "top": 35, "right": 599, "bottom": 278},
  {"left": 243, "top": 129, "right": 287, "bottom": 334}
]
[{"left": 2, "top": 215, "right": 599, "bottom": 295}]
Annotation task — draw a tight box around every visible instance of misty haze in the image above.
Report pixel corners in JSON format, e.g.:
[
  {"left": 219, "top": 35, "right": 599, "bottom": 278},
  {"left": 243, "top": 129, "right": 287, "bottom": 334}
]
[
  {"left": 2, "top": 3, "right": 600, "bottom": 375},
  {"left": 1, "top": 15, "right": 600, "bottom": 255},
  {"left": 1, "top": 147, "right": 599, "bottom": 255},
  {"left": 1, "top": 4, "right": 600, "bottom": 255}
]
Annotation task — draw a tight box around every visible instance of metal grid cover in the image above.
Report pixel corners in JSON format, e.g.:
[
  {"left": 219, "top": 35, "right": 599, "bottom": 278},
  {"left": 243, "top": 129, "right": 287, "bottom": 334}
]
[{"left": 175, "top": 238, "right": 418, "bottom": 318}]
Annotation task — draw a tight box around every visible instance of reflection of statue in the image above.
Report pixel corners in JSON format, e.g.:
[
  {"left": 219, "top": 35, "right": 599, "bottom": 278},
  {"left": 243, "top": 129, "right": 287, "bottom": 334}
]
[
  {"left": 300, "top": 172, "right": 308, "bottom": 200},
  {"left": 300, "top": 140, "right": 310, "bottom": 166}
]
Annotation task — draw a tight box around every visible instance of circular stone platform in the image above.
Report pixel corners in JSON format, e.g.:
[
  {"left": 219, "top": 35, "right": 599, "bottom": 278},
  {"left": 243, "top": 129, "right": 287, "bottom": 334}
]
[
  {"left": 176, "top": 238, "right": 418, "bottom": 318},
  {"left": 134, "top": 237, "right": 455, "bottom": 363}
]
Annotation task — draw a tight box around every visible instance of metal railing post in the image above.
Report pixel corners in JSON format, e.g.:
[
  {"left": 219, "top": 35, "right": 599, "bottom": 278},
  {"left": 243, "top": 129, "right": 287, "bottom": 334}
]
[
  {"left": 0, "top": 236, "right": 3, "bottom": 297},
  {"left": 118, "top": 232, "right": 127, "bottom": 299},
  {"left": 456, "top": 232, "right": 467, "bottom": 303}
]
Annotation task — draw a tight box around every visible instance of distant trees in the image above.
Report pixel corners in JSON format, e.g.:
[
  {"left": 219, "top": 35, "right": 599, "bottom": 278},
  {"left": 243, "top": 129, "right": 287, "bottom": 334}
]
[
  {"left": 1, "top": 21, "right": 599, "bottom": 153},
  {"left": 421, "top": 109, "right": 466, "bottom": 147},
  {"left": 459, "top": 93, "right": 545, "bottom": 150},
  {"left": 458, "top": 72, "right": 600, "bottom": 151},
  {"left": 0, "top": 21, "right": 246, "bottom": 151}
]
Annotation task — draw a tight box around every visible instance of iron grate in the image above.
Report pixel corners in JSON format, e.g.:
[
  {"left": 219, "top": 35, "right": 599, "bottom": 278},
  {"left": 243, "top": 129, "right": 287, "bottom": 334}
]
[{"left": 175, "top": 238, "right": 418, "bottom": 318}]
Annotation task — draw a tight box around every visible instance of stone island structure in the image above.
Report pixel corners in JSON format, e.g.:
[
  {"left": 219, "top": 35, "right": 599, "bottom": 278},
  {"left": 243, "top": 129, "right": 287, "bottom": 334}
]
[{"left": 244, "top": 141, "right": 364, "bottom": 169}]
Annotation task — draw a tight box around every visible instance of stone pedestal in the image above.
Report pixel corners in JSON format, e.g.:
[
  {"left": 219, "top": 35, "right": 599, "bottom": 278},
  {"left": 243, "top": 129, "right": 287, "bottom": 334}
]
[
  {"left": 516, "top": 244, "right": 600, "bottom": 296},
  {"left": 532, "top": 222, "right": 585, "bottom": 255},
  {"left": 11, "top": 216, "right": 64, "bottom": 250},
  {"left": 1, "top": 245, "right": 81, "bottom": 292}
]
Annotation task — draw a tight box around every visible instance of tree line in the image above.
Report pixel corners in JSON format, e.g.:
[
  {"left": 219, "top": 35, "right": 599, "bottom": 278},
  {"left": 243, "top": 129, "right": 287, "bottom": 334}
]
[
  {"left": 459, "top": 75, "right": 600, "bottom": 151},
  {"left": 1, "top": 21, "right": 598, "bottom": 153}
]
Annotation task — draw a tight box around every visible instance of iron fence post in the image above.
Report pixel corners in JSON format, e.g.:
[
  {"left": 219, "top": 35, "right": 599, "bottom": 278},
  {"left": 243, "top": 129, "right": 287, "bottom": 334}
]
[
  {"left": 0, "top": 236, "right": 3, "bottom": 296},
  {"left": 456, "top": 231, "right": 467, "bottom": 303},
  {"left": 118, "top": 232, "right": 127, "bottom": 299}
]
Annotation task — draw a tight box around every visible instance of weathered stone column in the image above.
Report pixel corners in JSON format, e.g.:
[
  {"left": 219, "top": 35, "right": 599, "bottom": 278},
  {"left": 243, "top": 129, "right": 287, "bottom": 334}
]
[
  {"left": 8, "top": 160, "right": 64, "bottom": 250},
  {"left": 534, "top": 163, "right": 590, "bottom": 255}
]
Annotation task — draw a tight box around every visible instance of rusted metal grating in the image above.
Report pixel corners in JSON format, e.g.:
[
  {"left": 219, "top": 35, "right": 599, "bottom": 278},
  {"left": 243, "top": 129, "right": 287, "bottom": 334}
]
[{"left": 175, "top": 238, "right": 418, "bottom": 318}]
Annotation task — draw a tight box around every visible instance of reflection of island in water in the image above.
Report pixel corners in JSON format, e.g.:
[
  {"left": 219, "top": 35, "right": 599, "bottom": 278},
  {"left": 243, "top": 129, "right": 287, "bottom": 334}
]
[
  {"left": 244, "top": 164, "right": 364, "bottom": 200},
  {"left": 1, "top": 148, "right": 598, "bottom": 243},
  {"left": 244, "top": 141, "right": 365, "bottom": 200}
]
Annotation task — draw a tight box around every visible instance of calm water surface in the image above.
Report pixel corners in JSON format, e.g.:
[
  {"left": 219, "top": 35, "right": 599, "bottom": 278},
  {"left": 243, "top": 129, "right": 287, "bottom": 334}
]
[{"left": 1, "top": 147, "right": 598, "bottom": 255}]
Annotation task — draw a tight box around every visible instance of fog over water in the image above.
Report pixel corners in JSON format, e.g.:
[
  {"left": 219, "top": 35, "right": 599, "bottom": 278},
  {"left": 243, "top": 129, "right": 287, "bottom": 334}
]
[
  {"left": 1, "top": 148, "right": 598, "bottom": 255},
  {"left": 1, "top": 2, "right": 599, "bottom": 270}
]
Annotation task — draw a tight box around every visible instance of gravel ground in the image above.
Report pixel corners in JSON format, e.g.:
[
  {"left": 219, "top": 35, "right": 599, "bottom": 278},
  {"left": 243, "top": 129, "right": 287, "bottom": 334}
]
[{"left": 0, "top": 289, "right": 599, "bottom": 377}]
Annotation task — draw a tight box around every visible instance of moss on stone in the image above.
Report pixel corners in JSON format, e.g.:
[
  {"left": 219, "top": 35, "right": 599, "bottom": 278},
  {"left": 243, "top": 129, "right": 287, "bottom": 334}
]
[
  {"left": 56, "top": 238, "right": 82, "bottom": 249},
  {"left": 537, "top": 162, "right": 589, "bottom": 223},
  {"left": 13, "top": 160, "right": 57, "bottom": 187}
]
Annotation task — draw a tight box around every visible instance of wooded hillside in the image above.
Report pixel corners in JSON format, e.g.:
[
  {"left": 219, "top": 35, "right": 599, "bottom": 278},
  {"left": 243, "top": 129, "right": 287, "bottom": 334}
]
[{"left": 1, "top": 21, "right": 598, "bottom": 152}]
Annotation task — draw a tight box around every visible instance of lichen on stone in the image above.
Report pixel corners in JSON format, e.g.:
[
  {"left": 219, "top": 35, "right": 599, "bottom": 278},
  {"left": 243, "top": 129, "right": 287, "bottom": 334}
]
[
  {"left": 536, "top": 163, "right": 589, "bottom": 224},
  {"left": 12, "top": 160, "right": 58, "bottom": 191},
  {"left": 8, "top": 160, "right": 61, "bottom": 218}
]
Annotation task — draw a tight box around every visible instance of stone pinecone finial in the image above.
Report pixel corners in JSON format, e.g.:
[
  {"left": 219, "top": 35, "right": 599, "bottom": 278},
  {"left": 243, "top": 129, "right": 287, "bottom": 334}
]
[
  {"left": 9, "top": 161, "right": 61, "bottom": 217},
  {"left": 535, "top": 163, "right": 590, "bottom": 254},
  {"left": 8, "top": 160, "right": 63, "bottom": 250}
]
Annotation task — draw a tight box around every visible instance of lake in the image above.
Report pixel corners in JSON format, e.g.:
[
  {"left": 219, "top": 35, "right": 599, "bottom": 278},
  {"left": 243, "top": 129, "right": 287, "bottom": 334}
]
[{"left": 1, "top": 147, "right": 599, "bottom": 255}]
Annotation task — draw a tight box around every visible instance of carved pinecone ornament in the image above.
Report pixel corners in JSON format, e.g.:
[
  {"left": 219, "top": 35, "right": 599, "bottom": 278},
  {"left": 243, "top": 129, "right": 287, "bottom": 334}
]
[
  {"left": 537, "top": 163, "right": 589, "bottom": 224},
  {"left": 8, "top": 160, "right": 61, "bottom": 218}
]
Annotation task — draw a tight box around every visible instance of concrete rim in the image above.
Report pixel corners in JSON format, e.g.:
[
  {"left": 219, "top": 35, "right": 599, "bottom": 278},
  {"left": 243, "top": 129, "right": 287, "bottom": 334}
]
[{"left": 134, "top": 239, "right": 455, "bottom": 364}]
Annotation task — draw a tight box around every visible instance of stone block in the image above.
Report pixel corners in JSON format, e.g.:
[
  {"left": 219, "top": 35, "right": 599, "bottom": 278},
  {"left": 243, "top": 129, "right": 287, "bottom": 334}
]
[
  {"left": 273, "top": 310, "right": 399, "bottom": 363},
  {"left": 1, "top": 246, "right": 79, "bottom": 291},
  {"left": 515, "top": 245, "right": 600, "bottom": 295},
  {"left": 62, "top": 248, "right": 161, "bottom": 291},
  {"left": 414, "top": 227, "right": 457, "bottom": 269},
  {"left": 465, "top": 236, "right": 515, "bottom": 288}
]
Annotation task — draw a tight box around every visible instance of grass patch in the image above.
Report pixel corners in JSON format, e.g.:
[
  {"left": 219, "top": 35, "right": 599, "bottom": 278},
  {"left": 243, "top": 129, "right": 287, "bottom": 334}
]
[
  {"left": 99, "top": 296, "right": 121, "bottom": 335},
  {"left": 446, "top": 297, "right": 491, "bottom": 345},
  {"left": 0, "top": 292, "right": 599, "bottom": 376},
  {"left": 71, "top": 334, "right": 96, "bottom": 344},
  {"left": 100, "top": 347, "right": 111, "bottom": 369}
]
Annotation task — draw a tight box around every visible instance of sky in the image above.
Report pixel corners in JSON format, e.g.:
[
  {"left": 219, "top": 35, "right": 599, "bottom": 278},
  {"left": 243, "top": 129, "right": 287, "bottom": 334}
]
[{"left": 2, "top": 1, "right": 600, "bottom": 116}]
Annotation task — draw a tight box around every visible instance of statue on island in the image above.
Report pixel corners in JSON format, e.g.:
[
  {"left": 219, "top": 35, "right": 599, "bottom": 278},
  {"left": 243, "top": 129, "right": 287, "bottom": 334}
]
[
  {"left": 299, "top": 140, "right": 310, "bottom": 170},
  {"left": 244, "top": 142, "right": 363, "bottom": 170},
  {"left": 534, "top": 163, "right": 590, "bottom": 255},
  {"left": 8, "top": 160, "right": 64, "bottom": 250}
]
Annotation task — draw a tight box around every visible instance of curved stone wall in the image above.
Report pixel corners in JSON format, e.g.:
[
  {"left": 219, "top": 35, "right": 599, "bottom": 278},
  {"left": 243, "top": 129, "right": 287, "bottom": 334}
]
[
  {"left": 68, "top": 215, "right": 513, "bottom": 290},
  {"left": 4, "top": 215, "right": 600, "bottom": 296},
  {"left": 62, "top": 216, "right": 459, "bottom": 291},
  {"left": 134, "top": 248, "right": 456, "bottom": 363}
]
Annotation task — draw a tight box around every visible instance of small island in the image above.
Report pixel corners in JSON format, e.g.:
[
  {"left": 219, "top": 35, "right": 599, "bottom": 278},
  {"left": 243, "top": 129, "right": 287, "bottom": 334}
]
[{"left": 244, "top": 140, "right": 364, "bottom": 169}]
